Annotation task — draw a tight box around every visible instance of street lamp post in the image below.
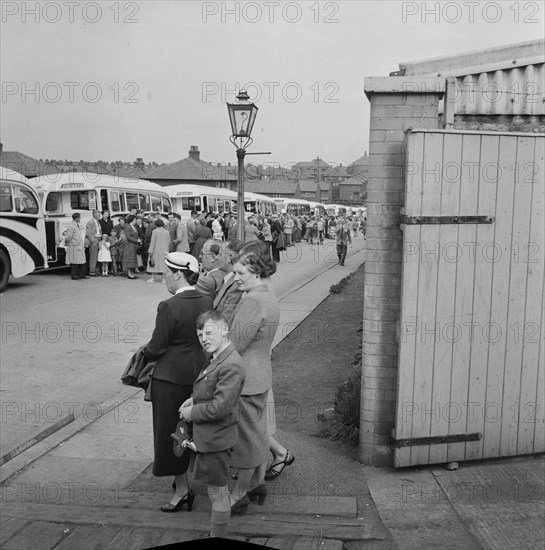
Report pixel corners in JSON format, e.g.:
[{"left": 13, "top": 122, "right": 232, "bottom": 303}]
[{"left": 227, "top": 90, "right": 258, "bottom": 243}]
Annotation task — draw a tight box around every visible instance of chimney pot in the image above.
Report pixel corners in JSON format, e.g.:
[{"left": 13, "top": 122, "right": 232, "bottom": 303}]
[{"left": 189, "top": 146, "right": 200, "bottom": 161}]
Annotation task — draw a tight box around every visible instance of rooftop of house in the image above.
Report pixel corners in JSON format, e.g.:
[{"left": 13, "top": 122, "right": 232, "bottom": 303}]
[
  {"left": 339, "top": 173, "right": 368, "bottom": 186},
  {"left": 298, "top": 179, "right": 319, "bottom": 192},
  {"left": 293, "top": 158, "right": 332, "bottom": 169},
  {"left": 349, "top": 153, "right": 369, "bottom": 167},
  {"left": 0, "top": 151, "right": 60, "bottom": 178},
  {"left": 146, "top": 146, "right": 236, "bottom": 181},
  {"left": 244, "top": 178, "right": 298, "bottom": 194}
]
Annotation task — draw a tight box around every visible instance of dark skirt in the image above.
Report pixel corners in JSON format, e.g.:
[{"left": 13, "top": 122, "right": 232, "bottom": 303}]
[
  {"left": 190, "top": 448, "right": 232, "bottom": 486},
  {"left": 151, "top": 378, "right": 193, "bottom": 476},
  {"left": 231, "top": 392, "right": 269, "bottom": 469},
  {"left": 123, "top": 241, "right": 138, "bottom": 269}
]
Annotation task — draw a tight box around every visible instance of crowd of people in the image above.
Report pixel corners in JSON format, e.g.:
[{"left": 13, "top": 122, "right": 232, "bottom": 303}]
[
  {"left": 79, "top": 205, "right": 362, "bottom": 538},
  {"left": 138, "top": 241, "right": 292, "bottom": 538},
  {"left": 65, "top": 207, "right": 367, "bottom": 280}
]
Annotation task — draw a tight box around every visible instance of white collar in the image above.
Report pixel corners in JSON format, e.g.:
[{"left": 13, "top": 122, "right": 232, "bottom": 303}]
[{"left": 175, "top": 285, "right": 195, "bottom": 295}]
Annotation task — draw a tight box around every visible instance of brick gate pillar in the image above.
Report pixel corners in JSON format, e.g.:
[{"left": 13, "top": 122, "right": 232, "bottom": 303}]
[{"left": 359, "top": 77, "right": 445, "bottom": 466}]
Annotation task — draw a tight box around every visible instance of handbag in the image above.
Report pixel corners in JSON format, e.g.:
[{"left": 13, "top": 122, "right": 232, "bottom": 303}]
[{"left": 121, "top": 346, "right": 155, "bottom": 392}]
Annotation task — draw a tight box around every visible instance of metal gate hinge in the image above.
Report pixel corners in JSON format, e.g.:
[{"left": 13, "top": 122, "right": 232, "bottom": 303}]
[
  {"left": 400, "top": 215, "right": 494, "bottom": 225},
  {"left": 391, "top": 432, "right": 482, "bottom": 448}
]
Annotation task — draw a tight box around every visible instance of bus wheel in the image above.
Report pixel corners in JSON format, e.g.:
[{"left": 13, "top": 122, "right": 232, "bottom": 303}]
[{"left": 0, "top": 248, "right": 11, "bottom": 292}]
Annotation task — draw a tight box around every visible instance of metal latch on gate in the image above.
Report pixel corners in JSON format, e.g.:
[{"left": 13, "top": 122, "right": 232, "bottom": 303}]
[{"left": 399, "top": 215, "right": 494, "bottom": 225}]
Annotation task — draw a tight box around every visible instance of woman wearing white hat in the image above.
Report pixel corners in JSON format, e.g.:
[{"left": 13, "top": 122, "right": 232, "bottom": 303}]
[{"left": 143, "top": 252, "right": 212, "bottom": 513}]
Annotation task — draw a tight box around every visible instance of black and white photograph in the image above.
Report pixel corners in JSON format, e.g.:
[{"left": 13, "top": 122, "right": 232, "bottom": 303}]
[{"left": 1, "top": 1, "right": 544, "bottom": 548}]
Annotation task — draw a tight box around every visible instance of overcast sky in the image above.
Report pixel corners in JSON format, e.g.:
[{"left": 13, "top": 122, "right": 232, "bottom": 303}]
[{"left": 2, "top": 1, "right": 544, "bottom": 167}]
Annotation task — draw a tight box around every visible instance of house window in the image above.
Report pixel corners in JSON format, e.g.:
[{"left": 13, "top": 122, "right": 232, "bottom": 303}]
[
  {"left": 273, "top": 193, "right": 283, "bottom": 198},
  {"left": 305, "top": 192, "right": 313, "bottom": 198}
]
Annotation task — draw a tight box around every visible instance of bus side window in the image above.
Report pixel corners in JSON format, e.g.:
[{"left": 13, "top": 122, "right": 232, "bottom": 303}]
[
  {"left": 161, "top": 196, "right": 171, "bottom": 213},
  {"left": 45, "top": 192, "right": 62, "bottom": 213},
  {"left": 151, "top": 194, "right": 161, "bottom": 212},
  {"left": 70, "top": 191, "right": 90, "bottom": 210},
  {"left": 16, "top": 186, "right": 38, "bottom": 214},
  {"left": 126, "top": 193, "right": 138, "bottom": 211},
  {"left": 100, "top": 189, "right": 109, "bottom": 212},
  {"left": 0, "top": 184, "right": 13, "bottom": 212},
  {"left": 111, "top": 191, "right": 120, "bottom": 212},
  {"left": 139, "top": 194, "right": 150, "bottom": 212}
]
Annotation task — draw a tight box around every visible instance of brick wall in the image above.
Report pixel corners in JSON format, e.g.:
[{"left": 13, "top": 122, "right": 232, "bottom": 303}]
[{"left": 359, "top": 77, "right": 444, "bottom": 466}]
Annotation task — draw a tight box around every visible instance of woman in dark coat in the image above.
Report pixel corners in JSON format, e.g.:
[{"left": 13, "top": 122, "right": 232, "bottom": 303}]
[
  {"left": 98, "top": 210, "right": 114, "bottom": 236},
  {"left": 191, "top": 219, "right": 212, "bottom": 261},
  {"left": 270, "top": 214, "right": 285, "bottom": 263},
  {"left": 143, "top": 252, "right": 212, "bottom": 512},
  {"left": 123, "top": 214, "right": 141, "bottom": 279}
]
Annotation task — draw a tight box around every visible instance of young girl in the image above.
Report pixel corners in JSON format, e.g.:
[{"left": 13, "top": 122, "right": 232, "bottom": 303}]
[{"left": 98, "top": 234, "right": 112, "bottom": 276}]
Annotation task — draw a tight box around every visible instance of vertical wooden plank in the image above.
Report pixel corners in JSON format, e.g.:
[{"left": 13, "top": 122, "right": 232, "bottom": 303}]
[
  {"left": 517, "top": 136, "right": 545, "bottom": 455},
  {"left": 405, "top": 131, "right": 425, "bottom": 213},
  {"left": 395, "top": 132, "right": 425, "bottom": 467},
  {"left": 465, "top": 134, "right": 499, "bottom": 461},
  {"left": 428, "top": 132, "right": 461, "bottom": 465},
  {"left": 480, "top": 135, "right": 517, "bottom": 459},
  {"left": 410, "top": 132, "right": 443, "bottom": 466},
  {"left": 447, "top": 133, "right": 480, "bottom": 462},
  {"left": 499, "top": 135, "right": 536, "bottom": 457},
  {"left": 531, "top": 275, "right": 545, "bottom": 453}
]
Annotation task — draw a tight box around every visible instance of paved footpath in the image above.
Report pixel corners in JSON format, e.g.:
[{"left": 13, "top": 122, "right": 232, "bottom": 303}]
[{"left": 2, "top": 240, "right": 544, "bottom": 549}]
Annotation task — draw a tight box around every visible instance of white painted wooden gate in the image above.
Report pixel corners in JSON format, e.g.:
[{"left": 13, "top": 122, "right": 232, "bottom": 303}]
[{"left": 394, "top": 129, "right": 544, "bottom": 468}]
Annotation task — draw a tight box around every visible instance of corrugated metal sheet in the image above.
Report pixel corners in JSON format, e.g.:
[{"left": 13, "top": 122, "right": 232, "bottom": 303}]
[
  {"left": 399, "top": 40, "right": 545, "bottom": 116},
  {"left": 441, "top": 63, "right": 545, "bottom": 115}
]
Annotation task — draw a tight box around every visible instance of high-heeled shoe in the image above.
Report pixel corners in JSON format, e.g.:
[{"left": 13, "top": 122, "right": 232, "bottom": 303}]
[
  {"left": 160, "top": 490, "right": 195, "bottom": 513},
  {"left": 247, "top": 484, "right": 267, "bottom": 505},
  {"left": 230, "top": 495, "right": 250, "bottom": 516},
  {"left": 265, "top": 449, "right": 295, "bottom": 481}
]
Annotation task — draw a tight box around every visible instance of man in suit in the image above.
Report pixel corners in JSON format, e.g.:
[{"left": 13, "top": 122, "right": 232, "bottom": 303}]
[
  {"left": 85, "top": 209, "right": 102, "bottom": 276},
  {"left": 186, "top": 210, "right": 198, "bottom": 254},
  {"left": 64, "top": 213, "right": 89, "bottom": 280},
  {"left": 227, "top": 216, "right": 239, "bottom": 241},
  {"left": 168, "top": 213, "right": 179, "bottom": 252},
  {"left": 173, "top": 215, "right": 190, "bottom": 253},
  {"left": 196, "top": 240, "right": 228, "bottom": 300},
  {"left": 270, "top": 214, "right": 284, "bottom": 263},
  {"left": 179, "top": 310, "right": 244, "bottom": 539},
  {"left": 335, "top": 217, "right": 352, "bottom": 266},
  {"left": 213, "top": 239, "right": 244, "bottom": 327}
]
